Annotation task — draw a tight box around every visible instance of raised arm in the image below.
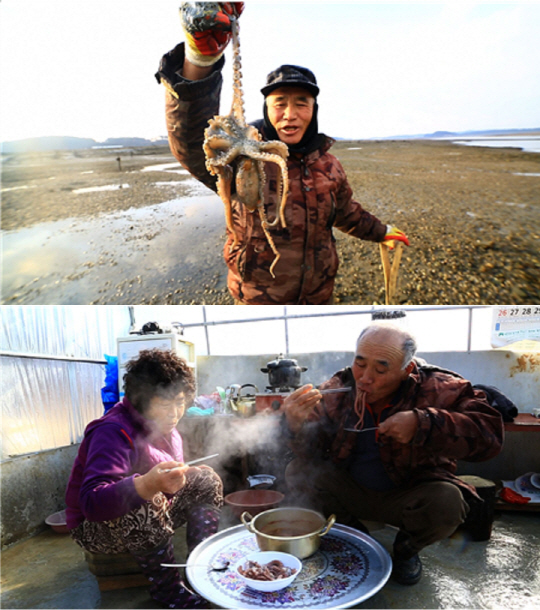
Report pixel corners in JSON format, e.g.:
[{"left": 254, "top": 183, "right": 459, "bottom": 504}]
[{"left": 155, "top": 2, "right": 244, "bottom": 188}]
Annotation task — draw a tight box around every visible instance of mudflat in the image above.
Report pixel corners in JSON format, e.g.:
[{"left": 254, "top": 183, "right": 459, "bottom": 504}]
[{"left": 2, "top": 140, "right": 539, "bottom": 304}]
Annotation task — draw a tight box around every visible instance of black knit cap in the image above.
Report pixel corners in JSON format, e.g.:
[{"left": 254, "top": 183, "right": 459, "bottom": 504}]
[{"left": 261, "top": 64, "right": 319, "bottom": 98}]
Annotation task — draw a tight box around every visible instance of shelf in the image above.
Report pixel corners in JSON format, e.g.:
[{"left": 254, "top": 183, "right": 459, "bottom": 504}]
[
  {"left": 504, "top": 413, "right": 540, "bottom": 432},
  {"left": 496, "top": 500, "right": 540, "bottom": 512}
]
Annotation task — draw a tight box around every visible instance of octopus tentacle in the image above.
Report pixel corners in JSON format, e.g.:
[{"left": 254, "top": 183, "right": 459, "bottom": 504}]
[
  {"left": 216, "top": 166, "right": 240, "bottom": 251},
  {"left": 258, "top": 207, "right": 280, "bottom": 279},
  {"left": 202, "top": 16, "right": 290, "bottom": 278},
  {"left": 253, "top": 159, "right": 280, "bottom": 229},
  {"left": 230, "top": 18, "right": 246, "bottom": 126},
  {"left": 257, "top": 159, "right": 266, "bottom": 210},
  {"left": 204, "top": 137, "right": 240, "bottom": 170},
  {"left": 248, "top": 151, "right": 289, "bottom": 228}
]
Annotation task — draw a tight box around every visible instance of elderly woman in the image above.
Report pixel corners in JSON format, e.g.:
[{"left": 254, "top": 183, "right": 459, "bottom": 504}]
[{"left": 65, "top": 349, "right": 222, "bottom": 609}]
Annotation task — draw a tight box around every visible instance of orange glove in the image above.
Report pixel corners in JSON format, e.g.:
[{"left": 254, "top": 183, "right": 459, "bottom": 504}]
[
  {"left": 383, "top": 225, "right": 410, "bottom": 249},
  {"left": 180, "top": 2, "right": 244, "bottom": 67}
]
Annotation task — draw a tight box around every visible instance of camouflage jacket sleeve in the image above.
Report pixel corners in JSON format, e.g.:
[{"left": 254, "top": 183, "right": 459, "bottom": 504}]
[
  {"left": 408, "top": 369, "right": 504, "bottom": 463},
  {"left": 284, "top": 369, "right": 355, "bottom": 460},
  {"left": 285, "top": 366, "right": 503, "bottom": 466},
  {"left": 155, "top": 42, "right": 224, "bottom": 192},
  {"left": 331, "top": 157, "right": 387, "bottom": 242}
]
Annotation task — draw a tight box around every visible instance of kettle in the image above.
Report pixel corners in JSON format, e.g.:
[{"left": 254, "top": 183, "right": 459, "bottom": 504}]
[
  {"left": 228, "top": 384, "right": 258, "bottom": 418},
  {"left": 261, "top": 354, "right": 307, "bottom": 389}
]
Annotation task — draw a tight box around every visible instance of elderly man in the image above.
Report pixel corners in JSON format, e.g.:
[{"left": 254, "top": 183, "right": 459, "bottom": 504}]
[
  {"left": 282, "top": 322, "right": 504, "bottom": 585},
  {"left": 155, "top": 2, "right": 409, "bottom": 304}
]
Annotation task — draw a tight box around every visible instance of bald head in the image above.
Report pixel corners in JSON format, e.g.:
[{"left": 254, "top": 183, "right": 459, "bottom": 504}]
[{"left": 356, "top": 322, "right": 417, "bottom": 370}]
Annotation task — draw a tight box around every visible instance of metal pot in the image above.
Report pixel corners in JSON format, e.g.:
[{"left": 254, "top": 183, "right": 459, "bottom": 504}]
[
  {"left": 230, "top": 384, "right": 258, "bottom": 418},
  {"left": 261, "top": 355, "right": 308, "bottom": 389},
  {"left": 241, "top": 507, "right": 335, "bottom": 559}
]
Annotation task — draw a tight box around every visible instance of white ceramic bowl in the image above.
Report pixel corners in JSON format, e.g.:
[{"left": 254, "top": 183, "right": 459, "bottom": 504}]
[{"left": 234, "top": 551, "right": 302, "bottom": 592}]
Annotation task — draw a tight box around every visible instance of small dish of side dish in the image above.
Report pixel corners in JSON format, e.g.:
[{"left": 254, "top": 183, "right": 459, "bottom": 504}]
[{"left": 234, "top": 551, "right": 302, "bottom": 592}]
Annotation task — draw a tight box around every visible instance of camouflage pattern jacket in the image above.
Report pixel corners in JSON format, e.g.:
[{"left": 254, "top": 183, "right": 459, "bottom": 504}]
[
  {"left": 156, "top": 44, "right": 387, "bottom": 304},
  {"left": 288, "top": 362, "right": 504, "bottom": 499}
]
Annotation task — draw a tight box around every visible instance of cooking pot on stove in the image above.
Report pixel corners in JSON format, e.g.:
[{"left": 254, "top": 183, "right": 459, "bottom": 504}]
[{"left": 261, "top": 355, "right": 307, "bottom": 389}]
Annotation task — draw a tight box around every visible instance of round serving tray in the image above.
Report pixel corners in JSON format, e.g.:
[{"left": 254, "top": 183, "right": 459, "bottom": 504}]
[{"left": 187, "top": 523, "right": 392, "bottom": 609}]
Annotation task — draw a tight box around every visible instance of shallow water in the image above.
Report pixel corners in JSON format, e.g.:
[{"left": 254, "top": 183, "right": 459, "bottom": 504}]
[
  {"left": 451, "top": 137, "right": 540, "bottom": 153},
  {"left": 141, "top": 161, "right": 190, "bottom": 174},
  {"left": 72, "top": 183, "right": 130, "bottom": 194},
  {"left": 2, "top": 194, "right": 229, "bottom": 304},
  {"left": 1, "top": 184, "right": 37, "bottom": 193}
]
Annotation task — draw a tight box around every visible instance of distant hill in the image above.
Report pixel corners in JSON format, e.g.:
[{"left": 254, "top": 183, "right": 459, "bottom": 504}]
[
  {"left": 423, "top": 128, "right": 540, "bottom": 138},
  {"left": 99, "top": 137, "right": 169, "bottom": 148},
  {"left": 2, "top": 136, "right": 98, "bottom": 153},
  {"left": 3, "top": 128, "right": 539, "bottom": 153},
  {"left": 1, "top": 135, "right": 169, "bottom": 153}
]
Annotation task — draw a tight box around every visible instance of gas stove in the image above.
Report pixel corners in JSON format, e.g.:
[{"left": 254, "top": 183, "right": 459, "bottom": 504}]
[{"left": 255, "top": 392, "right": 288, "bottom": 414}]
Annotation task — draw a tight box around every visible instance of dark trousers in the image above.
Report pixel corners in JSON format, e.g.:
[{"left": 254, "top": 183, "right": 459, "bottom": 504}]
[{"left": 285, "top": 457, "right": 469, "bottom": 558}]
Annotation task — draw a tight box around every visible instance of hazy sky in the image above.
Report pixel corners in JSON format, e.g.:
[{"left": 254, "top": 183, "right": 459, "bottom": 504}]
[{"left": 1, "top": 1, "right": 540, "bottom": 142}]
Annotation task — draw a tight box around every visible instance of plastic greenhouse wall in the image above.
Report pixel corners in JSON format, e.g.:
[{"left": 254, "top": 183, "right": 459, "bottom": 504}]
[{"left": 1, "top": 306, "right": 131, "bottom": 460}]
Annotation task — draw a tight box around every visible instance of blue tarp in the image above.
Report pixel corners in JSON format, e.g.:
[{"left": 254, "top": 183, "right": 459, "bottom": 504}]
[{"left": 101, "top": 354, "right": 119, "bottom": 413}]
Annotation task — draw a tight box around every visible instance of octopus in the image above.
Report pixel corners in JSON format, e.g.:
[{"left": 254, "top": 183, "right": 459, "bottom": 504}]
[
  {"left": 379, "top": 242, "right": 404, "bottom": 305},
  {"left": 203, "top": 16, "right": 289, "bottom": 278},
  {"left": 238, "top": 559, "right": 297, "bottom": 581}
]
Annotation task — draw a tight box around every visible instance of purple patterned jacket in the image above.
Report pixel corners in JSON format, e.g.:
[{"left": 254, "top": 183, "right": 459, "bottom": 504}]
[{"left": 65, "top": 398, "right": 184, "bottom": 529}]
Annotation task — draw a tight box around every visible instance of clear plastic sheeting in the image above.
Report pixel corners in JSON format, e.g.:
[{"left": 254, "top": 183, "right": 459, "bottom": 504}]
[
  {"left": 2, "top": 358, "right": 105, "bottom": 458},
  {"left": 1, "top": 306, "right": 131, "bottom": 460},
  {"left": 1, "top": 306, "right": 130, "bottom": 359}
]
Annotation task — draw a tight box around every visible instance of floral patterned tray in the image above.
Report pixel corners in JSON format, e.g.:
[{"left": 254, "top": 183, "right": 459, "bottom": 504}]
[{"left": 186, "top": 523, "right": 392, "bottom": 609}]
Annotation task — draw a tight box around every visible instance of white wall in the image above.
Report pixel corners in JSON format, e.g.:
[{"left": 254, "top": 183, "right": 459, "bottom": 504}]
[{"left": 197, "top": 349, "right": 540, "bottom": 413}]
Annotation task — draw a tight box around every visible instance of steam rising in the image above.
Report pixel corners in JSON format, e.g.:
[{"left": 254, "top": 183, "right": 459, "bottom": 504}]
[{"left": 203, "top": 414, "right": 283, "bottom": 462}]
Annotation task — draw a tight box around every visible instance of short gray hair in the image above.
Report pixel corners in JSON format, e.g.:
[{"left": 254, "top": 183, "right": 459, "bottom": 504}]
[{"left": 356, "top": 322, "right": 418, "bottom": 370}]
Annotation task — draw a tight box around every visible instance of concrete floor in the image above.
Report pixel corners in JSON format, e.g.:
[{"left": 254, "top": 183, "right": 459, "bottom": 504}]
[{"left": 1, "top": 510, "right": 539, "bottom": 610}]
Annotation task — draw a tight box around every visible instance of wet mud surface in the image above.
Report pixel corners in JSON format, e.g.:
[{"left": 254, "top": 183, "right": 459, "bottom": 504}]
[
  {"left": 2, "top": 194, "right": 229, "bottom": 304},
  {"left": 2, "top": 141, "right": 539, "bottom": 304}
]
